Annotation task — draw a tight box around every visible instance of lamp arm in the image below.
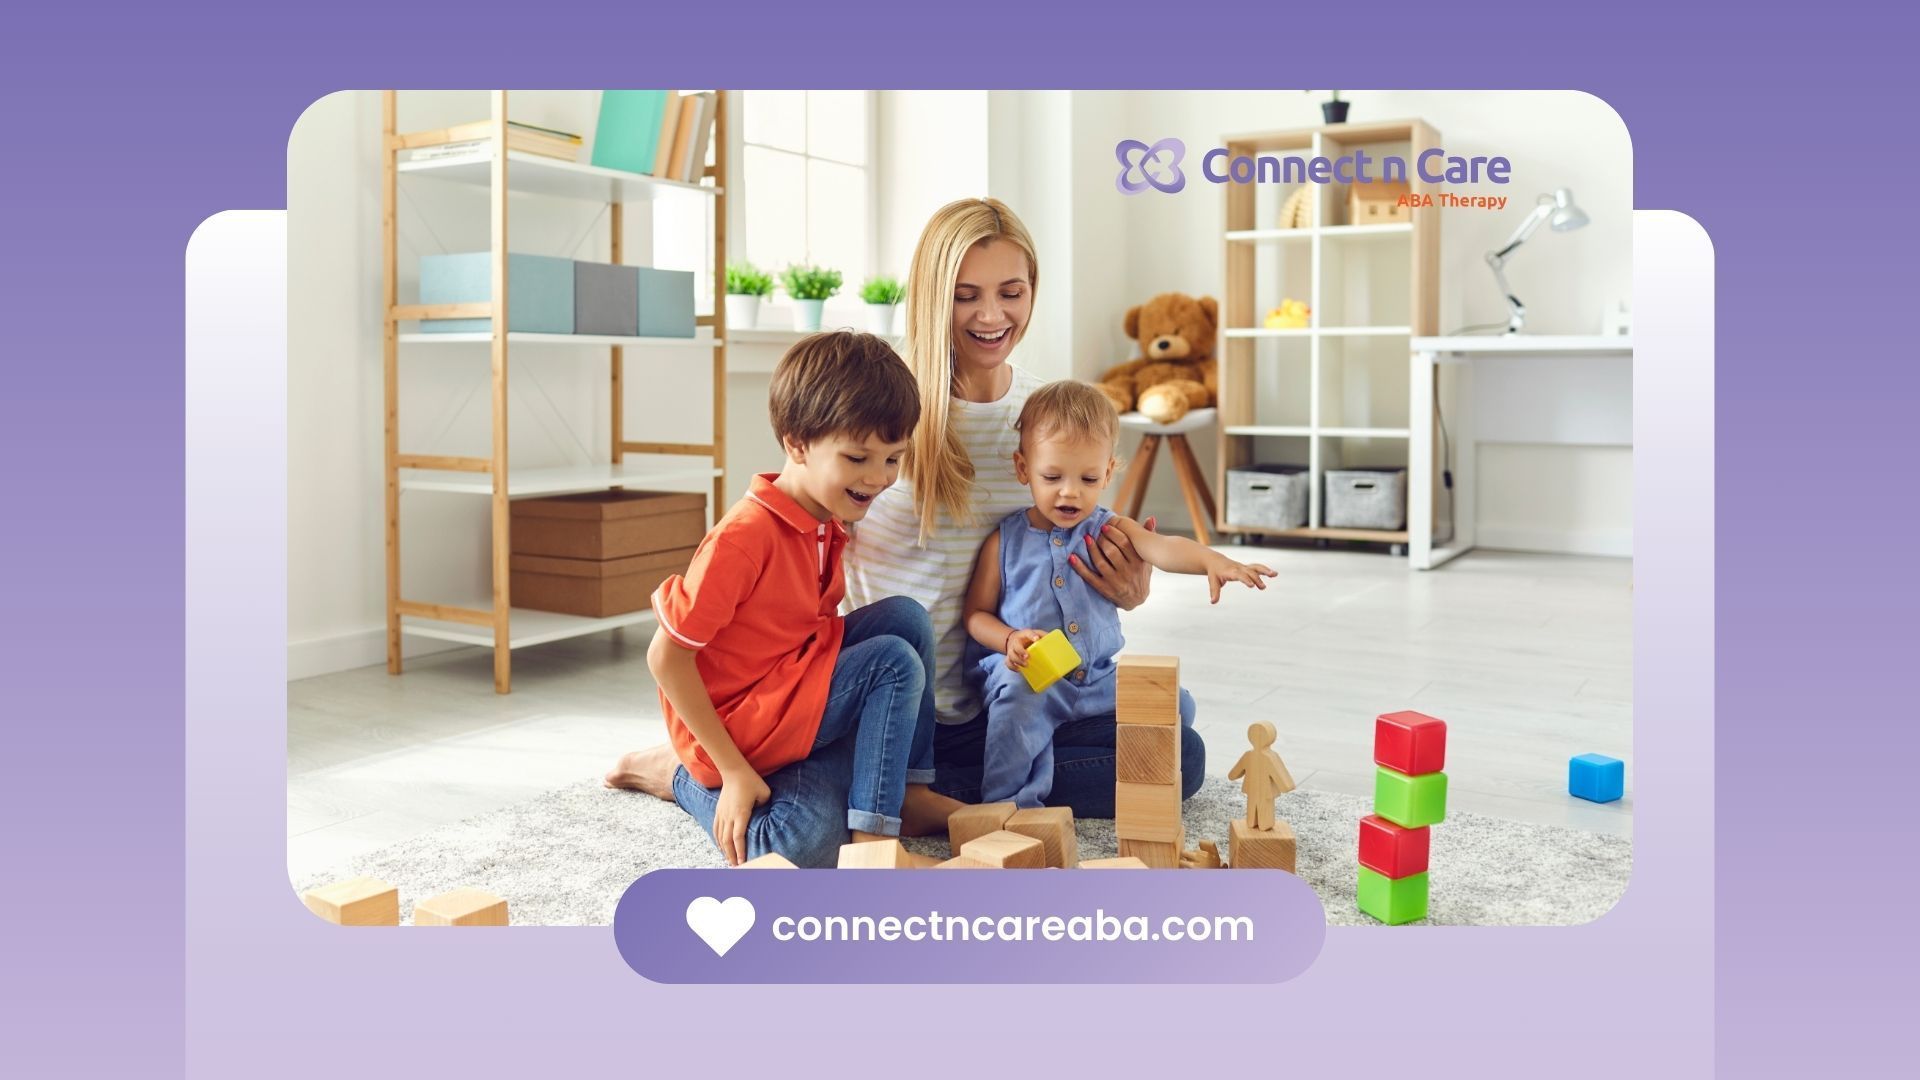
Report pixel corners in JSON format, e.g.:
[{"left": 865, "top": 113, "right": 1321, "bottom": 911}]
[{"left": 1491, "top": 199, "right": 1555, "bottom": 260}]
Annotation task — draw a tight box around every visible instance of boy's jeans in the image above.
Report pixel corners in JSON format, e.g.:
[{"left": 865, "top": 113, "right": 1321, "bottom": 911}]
[{"left": 673, "top": 596, "right": 936, "bottom": 864}]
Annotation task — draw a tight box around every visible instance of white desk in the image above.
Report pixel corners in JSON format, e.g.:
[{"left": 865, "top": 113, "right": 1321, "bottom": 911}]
[{"left": 1409, "top": 335, "right": 1634, "bottom": 569}]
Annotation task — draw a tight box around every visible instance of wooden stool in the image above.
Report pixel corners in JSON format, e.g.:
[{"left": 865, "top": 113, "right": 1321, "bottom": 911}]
[{"left": 1114, "top": 408, "right": 1219, "bottom": 545}]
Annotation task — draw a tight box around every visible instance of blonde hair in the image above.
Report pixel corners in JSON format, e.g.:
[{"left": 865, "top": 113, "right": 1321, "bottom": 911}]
[
  {"left": 1016, "top": 381, "right": 1119, "bottom": 450},
  {"left": 901, "top": 197, "right": 1040, "bottom": 544}
]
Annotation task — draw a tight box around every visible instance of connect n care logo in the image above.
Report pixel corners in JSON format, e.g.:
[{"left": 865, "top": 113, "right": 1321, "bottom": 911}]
[{"left": 1115, "top": 137, "right": 1185, "bottom": 195}]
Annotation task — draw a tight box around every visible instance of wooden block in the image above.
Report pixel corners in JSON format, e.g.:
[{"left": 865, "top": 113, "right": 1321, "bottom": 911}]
[
  {"left": 1179, "top": 839, "right": 1224, "bottom": 869},
  {"left": 1119, "top": 838, "right": 1181, "bottom": 869},
  {"left": 1229, "top": 818, "right": 1297, "bottom": 872},
  {"left": 738, "top": 852, "right": 799, "bottom": 869},
  {"left": 1114, "top": 781, "right": 1182, "bottom": 843},
  {"left": 947, "top": 801, "right": 1018, "bottom": 857},
  {"left": 1080, "top": 856, "right": 1150, "bottom": 869},
  {"left": 932, "top": 855, "right": 994, "bottom": 869},
  {"left": 838, "top": 838, "right": 914, "bottom": 868},
  {"left": 1116, "top": 654, "right": 1180, "bottom": 726},
  {"left": 959, "top": 830, "right": 1047, "bottom": 868},
  {"left": 301, "top": 876, "right": 399, "bottom": 926},
  {"left": 1005, "top": 806, "right": 1079, "bottom": 868},
  {"left": 1116, "top": 723, "right": 1179, "bottom": 784},
  {"left": 413, "top": 887, "right": 508, "bottom": 926}
]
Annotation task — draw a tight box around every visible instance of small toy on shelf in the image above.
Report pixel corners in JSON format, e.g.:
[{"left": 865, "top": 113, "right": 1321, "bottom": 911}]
[
  {"left": 1568, "top": 753, "right": 1625, "bottom": 803},
  {"left": 1263, "top": 299, "right": 1310, "bottom": 329},
  {"left": 1278, "top": 186, "right": 1315, "bottom": 229}
]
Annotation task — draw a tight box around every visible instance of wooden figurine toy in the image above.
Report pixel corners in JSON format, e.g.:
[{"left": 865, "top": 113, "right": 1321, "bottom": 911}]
[{"left": 1227, "top": 721, "right": 1296, "bottom": 831}]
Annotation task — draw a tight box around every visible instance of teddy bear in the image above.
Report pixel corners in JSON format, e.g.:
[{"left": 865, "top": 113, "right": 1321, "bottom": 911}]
[{"left": 1098, "top": 292, "right": 1220, "bottom": 425}]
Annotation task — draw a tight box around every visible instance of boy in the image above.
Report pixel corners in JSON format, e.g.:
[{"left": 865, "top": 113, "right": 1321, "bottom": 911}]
[
  {"left": 642, "top": 332, "right": 962, "bottom": 866},
  {"left": 963, "top": 380, "right": 1275, "bottom": 807}
]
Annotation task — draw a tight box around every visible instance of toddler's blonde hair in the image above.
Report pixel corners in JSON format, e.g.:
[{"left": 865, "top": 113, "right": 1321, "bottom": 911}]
[{"left": 1015, "top": 380, "right": 1119, "bottom": 451}]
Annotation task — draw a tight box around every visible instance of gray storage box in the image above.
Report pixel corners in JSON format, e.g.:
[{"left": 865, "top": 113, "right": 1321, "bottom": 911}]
[
  {"left": 1226, "top": 464, "right": 1309, "bottom": 530},
  {"left": 418, "top": 252, "right": 574, "bottom": 334},
  {"left": 574, "top": 262, "right": 640, "bottom": 336},
  {"left": 636, "top": 267, "right": 696, "bottom": 338},
  {"left": 1324, "top": 467, "right": 1407, "bottom": 530}
]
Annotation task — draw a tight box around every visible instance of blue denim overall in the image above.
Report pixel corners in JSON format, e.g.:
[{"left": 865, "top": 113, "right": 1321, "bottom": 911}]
[{"left": 972, "top": 506, "right": 1128, "bottom": 806}]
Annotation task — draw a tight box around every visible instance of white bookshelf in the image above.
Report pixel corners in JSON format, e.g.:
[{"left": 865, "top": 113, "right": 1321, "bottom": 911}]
[
  {"left": 383, "top": 90, "right": 732, "bottom": 692},
  {"left": 1216, "top": 119, "right": 1441, "bottom": 549}
]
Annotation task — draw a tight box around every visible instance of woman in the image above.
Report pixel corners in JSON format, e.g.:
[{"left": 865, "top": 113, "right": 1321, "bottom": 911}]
[{"left": 842, "top": 197, "right": 1204, "bottom": 816}]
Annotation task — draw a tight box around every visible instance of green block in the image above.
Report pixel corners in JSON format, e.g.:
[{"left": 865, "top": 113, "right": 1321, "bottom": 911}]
[
  {"left": 1357, "top": 867, "right": 1429, "bottom": 925},
  {"left": 1374, "top": 766, "right": 1447, "bottom": 827}
]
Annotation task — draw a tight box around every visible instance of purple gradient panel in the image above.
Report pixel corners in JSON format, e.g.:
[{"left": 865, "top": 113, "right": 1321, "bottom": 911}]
[
  {"left": 615, "top": 869, "right": 1325, "bottom": 983},
  {"left": 7, "top": 1, "right": 1908, "bottom": 1076}
]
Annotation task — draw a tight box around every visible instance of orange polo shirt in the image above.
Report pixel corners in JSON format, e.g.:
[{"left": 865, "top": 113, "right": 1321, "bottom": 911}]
[{"left": 651, "top": 474, "right": 848, "bottom": 788}]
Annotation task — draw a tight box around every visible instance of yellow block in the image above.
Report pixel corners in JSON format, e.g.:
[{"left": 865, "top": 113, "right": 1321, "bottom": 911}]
[{"left": 1020, "top": 629, "right": 1083, "bottom": 693}]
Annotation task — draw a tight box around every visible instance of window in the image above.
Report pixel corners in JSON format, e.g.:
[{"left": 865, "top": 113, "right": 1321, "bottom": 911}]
[{"left": 741, "top": 91, "right": 873, "bottom": 298}]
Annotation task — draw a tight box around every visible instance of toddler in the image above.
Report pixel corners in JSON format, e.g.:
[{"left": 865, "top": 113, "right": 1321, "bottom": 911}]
[{"left": 962, "top": 380, "right": 1275, "bottom": 807}]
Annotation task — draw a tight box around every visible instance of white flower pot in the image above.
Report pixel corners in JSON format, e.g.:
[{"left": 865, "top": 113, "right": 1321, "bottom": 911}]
[
  {"left": 724, "top": 293, "right": 761, "bottom": 330},
  {"left": 791, "top": 298, "right": 826, "bottom": 332},
  {"left": 865, "top": 303, "right": 898, "bottom": 336}
]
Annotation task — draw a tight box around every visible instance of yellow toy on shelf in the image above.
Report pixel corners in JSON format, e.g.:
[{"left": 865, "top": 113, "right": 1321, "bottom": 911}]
[
  {"left": 1020, "top": 628, "right": 1083, "bottom": 692},
  {"left": 1264, "top": 299, "right": 1310, "bottom": 329}
]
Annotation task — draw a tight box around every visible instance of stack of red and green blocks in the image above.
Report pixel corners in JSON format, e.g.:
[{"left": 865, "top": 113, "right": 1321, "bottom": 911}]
[{"left": 1358, "top": 710, "right": 1447, "bottom": 925}]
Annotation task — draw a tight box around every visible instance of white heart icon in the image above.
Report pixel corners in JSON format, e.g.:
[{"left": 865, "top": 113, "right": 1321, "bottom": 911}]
[{"left": 685, "top": 896, "right": 756, "bottom": 957}]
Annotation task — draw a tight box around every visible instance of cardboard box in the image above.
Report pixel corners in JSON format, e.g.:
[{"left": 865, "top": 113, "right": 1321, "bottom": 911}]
[
  {"left": 510, "top": 490, "right": 706, "bottom": 561},
  {"left": 510, "top": 548, "right": 692, "bottom": 618}
]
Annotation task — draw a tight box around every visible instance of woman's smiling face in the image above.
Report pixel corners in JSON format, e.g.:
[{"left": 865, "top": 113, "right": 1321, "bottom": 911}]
[{"left": 950, "top": 238, "right": 1032, "bottom": 374}]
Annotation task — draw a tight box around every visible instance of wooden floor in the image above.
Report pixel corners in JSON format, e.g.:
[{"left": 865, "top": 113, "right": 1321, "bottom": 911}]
[{"left": 288, "top": 547, "right": 1632, "bottom": 880}]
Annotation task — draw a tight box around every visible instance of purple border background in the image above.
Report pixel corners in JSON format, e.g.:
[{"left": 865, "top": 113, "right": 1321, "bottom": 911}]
[{"left": 6, "top": 3, "right": 1910, "bottom": 1075}]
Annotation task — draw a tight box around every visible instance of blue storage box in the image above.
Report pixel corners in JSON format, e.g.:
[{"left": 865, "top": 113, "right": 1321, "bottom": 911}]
[
  {"left": 636, "top": 267, "right": 696, "bottom": 338},
  {"left": 419, "top": 252, "right": 575, "bottom": 334},
  {"left": 574, "top": 262, "right": 640, "bottom": 337}
]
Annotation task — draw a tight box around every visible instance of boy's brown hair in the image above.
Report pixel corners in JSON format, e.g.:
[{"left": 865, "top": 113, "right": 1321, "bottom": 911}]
[
  {"left": 1016, "top": 380, "right": 1120, "bottom": 450},
  {"left": 769, "top": 331, "right": 921, "bottom": 446}
]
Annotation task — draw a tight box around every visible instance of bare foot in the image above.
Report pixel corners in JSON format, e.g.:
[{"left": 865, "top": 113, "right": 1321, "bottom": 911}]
[
  {"left": 603, "top": 745, "right": 678, "bottom": 801},
  {"left": 900, "top": 784, "right": 968, "bottom": 837}
]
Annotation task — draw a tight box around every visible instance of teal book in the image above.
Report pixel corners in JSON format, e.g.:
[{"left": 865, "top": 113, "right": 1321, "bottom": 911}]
[{"left": 591, "top": 90, "right": 668, "bottom": 174}]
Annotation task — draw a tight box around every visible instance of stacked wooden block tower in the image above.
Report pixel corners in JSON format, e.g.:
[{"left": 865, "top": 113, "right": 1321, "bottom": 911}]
[
  {"left": 1114, "top": 655, "right": 1184, "bottom": 868},
  {"left": 1358, "top": 710, "right": 1447, "bottom": 925}
]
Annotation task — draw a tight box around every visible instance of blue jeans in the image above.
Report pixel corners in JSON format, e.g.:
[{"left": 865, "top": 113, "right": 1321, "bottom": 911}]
[
  {"left": 932, "top": 689, "right": 1204, "bottom": 818},
  {"left": 672, "top": 596, "right": 936, "bottom": 864}
]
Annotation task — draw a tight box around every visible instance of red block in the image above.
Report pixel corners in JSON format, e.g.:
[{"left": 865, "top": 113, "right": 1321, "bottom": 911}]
[
  {"left": 1358, "top": 814, "right": 1430, "bottom": 878},
  {"left": 1375, "top": 710, "right": 1447, "bottom": 774}
]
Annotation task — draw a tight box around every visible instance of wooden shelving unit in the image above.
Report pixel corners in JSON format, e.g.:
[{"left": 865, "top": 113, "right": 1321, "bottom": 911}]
[
  {"left": 381, "top": 90, "right": 730, "bottom": 692},
  {"left": 1216, "top": 119, "right": 1440, "bottom": 549}
]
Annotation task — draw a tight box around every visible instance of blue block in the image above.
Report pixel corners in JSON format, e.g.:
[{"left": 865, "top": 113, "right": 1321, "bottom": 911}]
[
  {"left": 419, "top": 252, "right": 575, "bottom": 334},
  {"left": 1568, "top": 753, "right": 1624, "bottom": 803},
  {"left": 636, "top": 267, "right": 695, "bottom": 338}
]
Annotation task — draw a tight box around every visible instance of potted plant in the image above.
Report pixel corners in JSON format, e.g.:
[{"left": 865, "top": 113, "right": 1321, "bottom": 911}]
[
  {"left": 859, "top": 275, "right": 905, "bottom": 335},
  {"left": 1314, "top": 90, "right": 1350, "bottom": 124},
  {"left": 724, "top": 261, "right": 773, "bottom": 330},
  {"left": 780, "top": 264, "right": 842, "bottom": 332}
]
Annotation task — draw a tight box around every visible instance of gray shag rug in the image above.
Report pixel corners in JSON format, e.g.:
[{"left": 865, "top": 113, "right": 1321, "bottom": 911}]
[{"left": 295, "top": 777, "right": 1629, "bottom": 927}]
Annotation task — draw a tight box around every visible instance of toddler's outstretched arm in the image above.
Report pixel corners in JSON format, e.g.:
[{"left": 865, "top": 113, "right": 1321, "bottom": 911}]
[
  {"left": 963, "top": 530, "right": 1044, "bottom": 667},
  {"left": 1108, "top": 515, "right": 1278, "bottom": 604}
]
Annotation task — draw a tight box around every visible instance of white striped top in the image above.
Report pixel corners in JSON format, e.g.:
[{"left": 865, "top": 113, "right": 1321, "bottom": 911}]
[{"left": 844, "top": 364, "right": 1045, "bottom": 725}]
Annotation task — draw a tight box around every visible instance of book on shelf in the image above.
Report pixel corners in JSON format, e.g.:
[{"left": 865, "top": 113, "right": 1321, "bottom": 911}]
[
  {"left": 406, "top": 126, "right": 582, "bottom": 164},
  {"left": 591, "top": 90, "right": 670, "bottom": 174},
  {"left": 651, "top": 91, "right": 682, "bottom": 180},
  {"left": 681, "top": 93, "right": 715, "bottom": 182}
]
